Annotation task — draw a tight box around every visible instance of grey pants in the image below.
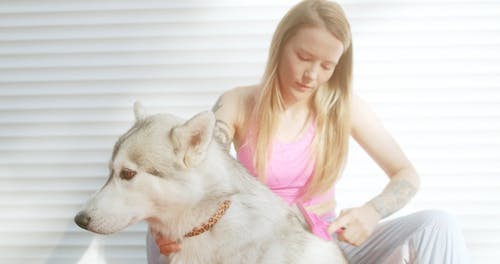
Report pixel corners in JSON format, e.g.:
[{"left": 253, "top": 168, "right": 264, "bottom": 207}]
[
  {"left": 147, "top": 210, "right": 470, "bottom": 264},
  {"left": 335, "top": 210, "right": 470, "bottom": 263}
]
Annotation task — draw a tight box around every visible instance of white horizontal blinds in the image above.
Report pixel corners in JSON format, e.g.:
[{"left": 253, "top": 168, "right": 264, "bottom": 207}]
[
  {"left": 0, "top": 0, "right": 498, "bottom": 263},
  {"left": 0, "top": 1, "right": 294, "bottom": 264},
  {"left": 337, "top": 1, "right": 500, "bottom": 263}
]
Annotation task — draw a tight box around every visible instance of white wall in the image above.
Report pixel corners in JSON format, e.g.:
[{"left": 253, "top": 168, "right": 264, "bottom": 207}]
[{"left": 0, "top": 0, "right": 498, "bottom": 263}]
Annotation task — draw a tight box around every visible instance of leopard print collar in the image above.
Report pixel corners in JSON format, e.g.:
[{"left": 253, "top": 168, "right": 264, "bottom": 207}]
[{"left": 184, "top": 200, "right": 232, "bottom": 238}]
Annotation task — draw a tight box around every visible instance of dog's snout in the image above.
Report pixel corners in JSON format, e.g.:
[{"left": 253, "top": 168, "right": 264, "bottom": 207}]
[{"left": 74, "top": 211, "right": 91, "bottom": 230}]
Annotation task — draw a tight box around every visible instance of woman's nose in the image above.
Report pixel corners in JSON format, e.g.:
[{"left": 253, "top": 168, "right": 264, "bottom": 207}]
[{"left": 303, "top": 67, "right": 318, "bottom": 83}]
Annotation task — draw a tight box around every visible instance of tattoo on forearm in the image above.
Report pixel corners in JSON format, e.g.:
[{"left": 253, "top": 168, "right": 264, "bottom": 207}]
[
  {"left": 212, "top": 96, "right": 223, "bottom": 113},
  {"left": 214, "top": 120, "right": 232, "bottom": 152},
  {"left": 368, "top": 179, "right": 417, "bottom": 219}
]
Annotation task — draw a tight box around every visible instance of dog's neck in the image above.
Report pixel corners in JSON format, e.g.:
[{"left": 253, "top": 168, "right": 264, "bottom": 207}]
[
  {"left": 148, "top": 197, "right": 233, "bottom": 241},
  {"left": 148, "top": 143, "right": 255, "bottom": 241},
  {"left": 183, "top": 199, "right": 231, "bottom": 238}
]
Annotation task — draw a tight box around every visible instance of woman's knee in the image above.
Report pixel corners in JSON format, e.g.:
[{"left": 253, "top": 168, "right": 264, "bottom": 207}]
[{"left": 409, "top": 210, "right": 461, "bottom": 232}]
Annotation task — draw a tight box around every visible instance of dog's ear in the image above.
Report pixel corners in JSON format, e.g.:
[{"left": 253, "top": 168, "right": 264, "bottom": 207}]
[
  {"left": 134, "top": 101, "right": 147, "bottom": 121},
  {"left": 170, "top": 111, "right": 216, "bottom": 168}
]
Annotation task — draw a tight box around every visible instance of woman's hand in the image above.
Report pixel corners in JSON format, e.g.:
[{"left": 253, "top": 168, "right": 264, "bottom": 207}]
[
  {"left": 151, "top": 229, "right": 182, "bottom": 256},
  {"left": 328, "top": 204, "right": 381, "bottom": 246}
]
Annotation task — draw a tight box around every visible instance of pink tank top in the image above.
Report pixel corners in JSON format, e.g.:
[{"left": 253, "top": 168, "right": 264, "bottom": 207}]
[{"left": 236, "top": 121, "right": 336, "bottom": 240}]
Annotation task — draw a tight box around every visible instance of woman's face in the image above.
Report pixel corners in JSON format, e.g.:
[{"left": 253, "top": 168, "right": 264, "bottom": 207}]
[{"left": 278, "top": 26, "right": 344, "bottom": 104}]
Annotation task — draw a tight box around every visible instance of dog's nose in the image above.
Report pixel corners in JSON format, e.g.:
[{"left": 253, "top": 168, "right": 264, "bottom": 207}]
[{"left": 74, "top": 211, "right": 91, "bottom": 230}]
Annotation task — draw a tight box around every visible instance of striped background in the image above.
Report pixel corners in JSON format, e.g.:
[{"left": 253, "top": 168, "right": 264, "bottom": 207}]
[{"left": 0, "top": 0, "right": 499, "bottom": 263}]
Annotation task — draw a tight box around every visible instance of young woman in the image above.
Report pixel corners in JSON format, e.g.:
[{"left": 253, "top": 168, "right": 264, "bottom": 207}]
[{"left": 148, "top": 0, "right": 470, "bottom": 263}]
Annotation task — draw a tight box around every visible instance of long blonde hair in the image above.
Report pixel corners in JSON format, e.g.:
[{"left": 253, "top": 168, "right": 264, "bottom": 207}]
[{"left": 252, "top": 0, "right": 353, "bottom": 200}]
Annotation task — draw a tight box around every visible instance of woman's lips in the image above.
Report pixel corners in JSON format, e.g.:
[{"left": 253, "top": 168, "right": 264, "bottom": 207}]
[{"left": 296, "top": 82, "right": 312, "bottom": 90}]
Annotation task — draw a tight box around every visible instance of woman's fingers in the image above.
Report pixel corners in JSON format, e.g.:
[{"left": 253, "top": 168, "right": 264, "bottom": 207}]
[
  {"left": 155, "top": 236, "right": 173, "bottom": 245},
  {"left": 158, "top": 242, "right": 182, "bottom": 255},
  {"left": 155, "top": 236, "right": 181, "bottom": 255},
  {"left": 331, "top": 206, "right": 381, "bottom": 246},
  {"left": 327, "top": 211, "right": 352, "bottom": 235}
]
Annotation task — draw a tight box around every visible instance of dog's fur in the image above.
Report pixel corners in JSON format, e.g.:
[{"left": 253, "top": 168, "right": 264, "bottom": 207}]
[{"left": 75, "top": 103, "right": 347, "bottom": 264}]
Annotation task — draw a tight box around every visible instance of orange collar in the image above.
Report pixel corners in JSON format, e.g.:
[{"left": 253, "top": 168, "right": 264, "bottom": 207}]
[{"left": 184, "top": 200, "right": 232, "bottom": 238}]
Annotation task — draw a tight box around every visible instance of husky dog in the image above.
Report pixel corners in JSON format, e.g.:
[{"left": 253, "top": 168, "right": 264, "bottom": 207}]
[{"left": 75, "top": 103, "right": 347, "bottom": 264}]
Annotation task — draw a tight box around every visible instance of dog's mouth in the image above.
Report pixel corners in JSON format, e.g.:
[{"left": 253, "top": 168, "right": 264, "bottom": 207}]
[{"left": 75, "top": 211, "right": 143, "bottom": 235}]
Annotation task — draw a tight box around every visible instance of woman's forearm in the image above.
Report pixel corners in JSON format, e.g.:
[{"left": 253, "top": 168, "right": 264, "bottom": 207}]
[{"left": 366, "top": 167, "right": 420, "bottom": 219}]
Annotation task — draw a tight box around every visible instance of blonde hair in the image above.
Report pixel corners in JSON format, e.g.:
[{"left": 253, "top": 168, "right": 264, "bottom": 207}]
[{"left": 252, "top": 0, "right": 353, "bottom": 200}]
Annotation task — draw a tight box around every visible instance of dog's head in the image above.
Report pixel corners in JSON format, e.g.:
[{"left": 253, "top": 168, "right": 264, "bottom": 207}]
[{"left": 74, "top": 102, "right": 217, "bottom": 234}]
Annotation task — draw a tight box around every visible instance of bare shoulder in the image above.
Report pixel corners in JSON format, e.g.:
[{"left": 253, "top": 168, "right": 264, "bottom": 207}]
[
  {"left": 212, "top": 85, "right": 256, "bottom": 122},
  {"left": 350, "top": 93, "right": 370, "bottom": 132},
  {"left": 350, "top": 92, "right": 386, "bottom": 142},
  {"left": 226, "top": 85, "right": 258, "bottom": 104}
]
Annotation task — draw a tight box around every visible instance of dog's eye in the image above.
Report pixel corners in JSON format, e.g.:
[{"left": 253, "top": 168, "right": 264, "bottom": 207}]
[
  {"left": 147, "top": 168, "right": 162, "bottom": 177},
  {"left": 120, "top": 169, "right": 137, "bottom": 180}
]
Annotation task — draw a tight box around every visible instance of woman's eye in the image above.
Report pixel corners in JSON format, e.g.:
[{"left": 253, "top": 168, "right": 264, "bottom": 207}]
[
  {"left": 297, "top": 53, "right": 310, "bottom": 61},
  {"left": 322, "top": 63, "right": 334, "bottom": 71},
  {"left": 120, "top": 168, "right": 137, "bottom": 180}
]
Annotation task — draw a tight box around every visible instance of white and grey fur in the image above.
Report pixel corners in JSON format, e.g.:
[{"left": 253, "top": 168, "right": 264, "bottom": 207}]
[{"left": 74, "top": 102, "right": 347, "bottom": 264}]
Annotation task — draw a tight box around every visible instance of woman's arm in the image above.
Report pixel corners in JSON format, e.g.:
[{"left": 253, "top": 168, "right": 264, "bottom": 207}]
[
  {"left": 350, "top": 93, "right": 420, "bottom": 218},
  {"left": 328, "top": 93, "right": 420, "bottom": 246},
  {"left": 211, "top": 88, "right": 242, "bottom": 152}
]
